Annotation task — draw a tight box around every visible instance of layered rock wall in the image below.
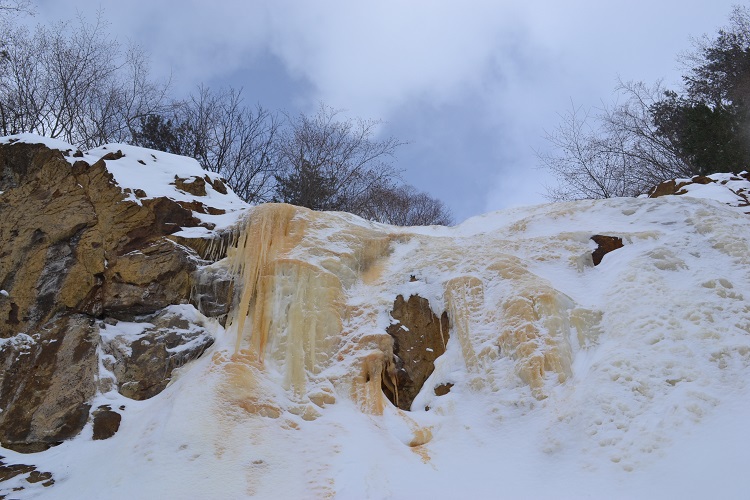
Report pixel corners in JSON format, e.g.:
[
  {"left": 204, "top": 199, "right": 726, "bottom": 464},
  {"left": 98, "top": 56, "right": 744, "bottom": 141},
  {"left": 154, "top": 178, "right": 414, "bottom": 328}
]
[{"left": 0, "top": 138, "right": 233, "bottom": 451}]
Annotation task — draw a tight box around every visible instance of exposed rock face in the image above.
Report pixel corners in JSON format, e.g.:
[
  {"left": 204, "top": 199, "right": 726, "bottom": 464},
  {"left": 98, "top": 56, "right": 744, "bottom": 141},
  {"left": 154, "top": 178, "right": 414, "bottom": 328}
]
[
  {"left": 174, "top": 174, "right": 228, "bottom": 197},
  {"left": 591, "top": 235, "right": 624, "bottom": 266},
  {"left": 91, "top": 405, "right": 122, "bottom": 440},
  {"left": 383, "top": 294, "right": 450, "bottom": 411},
  {"left": 174, "top": 175, "right": 208, "bottom": 196},
  {"left": 0, "top": 138, "right": 233, "bottom": 452},
  {"left": 190, "top": 263, "right": 235, "bottom": 320},
  {"left": 0, "top": 142, "right": 200, "bottom": 331},
  {"left": 0, "top": 314, "right": 97, "bottom": 452},
  {"left": 433, "top": 382, "right": 453, "bottom": 396},
  {"left": 0, "top": 456, "right": 54, "bottom": 494},
  {"left": 101, "top": 307, "right": 215, "bottom": 400}
]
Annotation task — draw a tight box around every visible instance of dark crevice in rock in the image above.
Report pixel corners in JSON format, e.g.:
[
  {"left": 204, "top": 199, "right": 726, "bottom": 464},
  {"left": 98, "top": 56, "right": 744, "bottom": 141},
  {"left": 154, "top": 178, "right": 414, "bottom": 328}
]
[
  {"left": 591, "top": 235, "right": 624, "bottom": 266},
  {"left": 382, "top": 294, "right": 449, "bottom": 411}
]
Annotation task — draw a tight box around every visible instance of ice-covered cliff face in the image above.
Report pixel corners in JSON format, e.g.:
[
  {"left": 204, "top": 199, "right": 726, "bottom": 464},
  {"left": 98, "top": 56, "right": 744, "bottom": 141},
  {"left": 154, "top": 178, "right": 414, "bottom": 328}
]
[
  {"left": 2, "top": 135, "right": 750, "bottom": 498},
  {"left": 221, "top": 202, "right": 585, "bottom": 421},
  {"left": 15, "top": 193, "right": 748, "bottom": 499}
]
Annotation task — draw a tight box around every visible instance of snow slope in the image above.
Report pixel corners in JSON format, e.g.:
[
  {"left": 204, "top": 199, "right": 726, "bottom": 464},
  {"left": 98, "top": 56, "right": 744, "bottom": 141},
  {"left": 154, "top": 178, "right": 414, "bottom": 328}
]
[{"left": 2, "top": 137, "right": 750, "bottom": 499}]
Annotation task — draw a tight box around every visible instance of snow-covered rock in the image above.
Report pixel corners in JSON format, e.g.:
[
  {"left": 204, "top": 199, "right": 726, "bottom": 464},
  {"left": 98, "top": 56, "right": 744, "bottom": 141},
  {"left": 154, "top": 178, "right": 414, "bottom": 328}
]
[
  {"left": 0, "top": 134, "right": 245, "bottom": 457},
  {"left": 649, "top": 171, "right": 750, "bottom": 212}
]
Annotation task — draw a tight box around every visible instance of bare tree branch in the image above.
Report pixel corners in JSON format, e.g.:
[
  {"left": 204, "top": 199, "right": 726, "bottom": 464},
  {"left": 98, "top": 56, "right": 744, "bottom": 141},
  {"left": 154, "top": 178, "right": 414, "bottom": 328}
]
[
  {"left": 538, "top": 82, "right": 691, "bottom": 201},
  {"left": 0, "top": 11, "right": 169, "bottom": 146}
]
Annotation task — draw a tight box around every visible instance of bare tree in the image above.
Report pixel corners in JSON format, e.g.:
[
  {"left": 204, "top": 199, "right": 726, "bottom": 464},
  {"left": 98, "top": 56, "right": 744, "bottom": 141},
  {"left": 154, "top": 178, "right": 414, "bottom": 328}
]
[
  {"left": 0, "top": 12, "right": 169, "bottom": 147},
  {"left": 0, "top": 0, "right": 32, "bottom": 39},
  {"left": 82, "top": 45, "right": 171, "bottom": 146},
  {"left": 0, "top": 0, "right": 31, "bottom": 14},
  {"left": 187, "top": 87, "right": 281, "bottom": 203},
  {"left": 539, "top": 81, "right": 690, "bottom": 201},
  {"left": 359, "top": 181, "right": 453, "bottom": 226},
  {"left": 0, "top": 25, "right": 41, "bottom": 135},
  {"left": 133, "top": 86, "right": 281, "bottom": 203},
  {"left": 542, "top": 7, "right": 750, "bottom": 201},
  {"left": 0, "top": 0, "right": 32, "bottom": 44},
  {"left": 274, "top": 103, "right": 405, "bottom": 212}
]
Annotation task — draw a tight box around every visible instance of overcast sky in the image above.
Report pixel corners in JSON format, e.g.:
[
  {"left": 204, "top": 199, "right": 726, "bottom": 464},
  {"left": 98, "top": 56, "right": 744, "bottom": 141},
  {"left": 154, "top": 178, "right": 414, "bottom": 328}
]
[{"left": 32, "top": 0, "right": 741, "bottom": 222}]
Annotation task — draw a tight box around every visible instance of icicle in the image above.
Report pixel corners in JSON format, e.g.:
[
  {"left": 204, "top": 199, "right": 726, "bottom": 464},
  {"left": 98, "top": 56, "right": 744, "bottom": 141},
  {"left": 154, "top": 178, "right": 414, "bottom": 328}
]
[
  {"left": 444, "top": 276, "right": 483, "bottom": 372},
  {"left": 438, "top": 312, "right": 446, "bottom": 350},
  {"left": 225, "top": 204, "right": 302, "bottom": 356}
]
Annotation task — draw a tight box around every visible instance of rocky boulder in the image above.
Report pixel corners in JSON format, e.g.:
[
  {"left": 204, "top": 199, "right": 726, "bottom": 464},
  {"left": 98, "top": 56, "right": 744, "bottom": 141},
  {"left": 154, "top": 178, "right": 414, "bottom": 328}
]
[
  {"left": 590, "top": 235, "right": 624, "bottom": 266},
  {"left": 0, "top": 314, "right": 97, "bottom": 452},
  {"left": 0, "top": 456, "right": 54, "bottom": 496},
  {"left": 91, "top": 405, "right": 122, "bottom": 441},
  {"left": 649, "top": 171, "right": 750, "bottom": 212}
]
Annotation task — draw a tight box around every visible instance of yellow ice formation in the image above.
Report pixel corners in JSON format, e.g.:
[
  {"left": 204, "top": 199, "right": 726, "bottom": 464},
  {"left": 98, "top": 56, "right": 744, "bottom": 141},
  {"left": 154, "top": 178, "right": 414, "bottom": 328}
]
[
  {"left": 222, "top": 204, "right": 397, "bottom": 414},
  {"left": 488, "top": 256, "right": 574, "bottom": 399},
  {"left": 444, "top": 256, "right": 578, "bottom": 399},
  {"left": 218, "top": 203, "right": 596, "bottom": 422}
]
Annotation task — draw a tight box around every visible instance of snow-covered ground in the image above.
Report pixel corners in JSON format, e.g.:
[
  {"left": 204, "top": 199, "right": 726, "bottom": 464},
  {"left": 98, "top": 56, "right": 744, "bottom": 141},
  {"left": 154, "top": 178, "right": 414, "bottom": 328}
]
[{"left": 2, "top": 135, "right": 750, "bottom": 499}]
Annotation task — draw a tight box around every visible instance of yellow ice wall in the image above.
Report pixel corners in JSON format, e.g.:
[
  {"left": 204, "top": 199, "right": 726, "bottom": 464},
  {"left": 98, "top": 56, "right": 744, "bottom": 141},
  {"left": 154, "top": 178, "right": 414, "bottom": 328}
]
[
  {"left": 488, "top": 256, "right": 574, "bottom": 399},
  {"left": 226, "top": 203, "right": 305, "bottom": 355},
  {"left": 223, "top": 204, "right": 396, "bottom": 414},
  {"left": 220, "top": 204, "right": 593, "bottom": 416},
  {"left": 253, "top": 258, "right": 343, "bottom": 395}
]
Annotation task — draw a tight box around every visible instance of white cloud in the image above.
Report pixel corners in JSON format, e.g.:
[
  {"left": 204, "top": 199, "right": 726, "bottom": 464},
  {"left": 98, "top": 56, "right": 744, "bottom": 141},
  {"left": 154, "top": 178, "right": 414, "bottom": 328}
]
[
  {"left": 258, "top": 0, "right": 523, "bottom": 117},
  {"left": 30, "top": 0, "right": 745, "bottom": 221}
]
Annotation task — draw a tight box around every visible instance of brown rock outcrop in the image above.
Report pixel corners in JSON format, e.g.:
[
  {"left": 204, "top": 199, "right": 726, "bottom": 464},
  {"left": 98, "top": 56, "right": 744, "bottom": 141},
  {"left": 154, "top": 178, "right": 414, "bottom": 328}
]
[
  {"left": 0, "top": 314, "right": 97, "bottom": 452},
  {"left": 0, "top": 456, "right": 54, "bottom": 493},
  {"left": 174, "top": 175, "right": 207, "bottom": 196},
  {"left": 649, "top": 174, "right": 715, "bottom": 198},
  {"left": 382, "top": 294, "right": 449, "bottom": 411},
  {"left": 101, "top": 307, "right": 215, "bottom": 400},
  {"left": 433, "top": 382, "right": 453, "bottom": 396},
  {"left": 591, "top": 235, "right": 624, "bottom": 266},
  {"left": 648, "top": 172, "right": 750, "bottom": 210},
  {"left": 0, "top": 139, "right": 232, "bottom": 452},
  {"left": 91, "top": 405, "right": 122, "bottom": 440},
  {"left": 0, "top": 142, "right": 204, "bottom": 331}
]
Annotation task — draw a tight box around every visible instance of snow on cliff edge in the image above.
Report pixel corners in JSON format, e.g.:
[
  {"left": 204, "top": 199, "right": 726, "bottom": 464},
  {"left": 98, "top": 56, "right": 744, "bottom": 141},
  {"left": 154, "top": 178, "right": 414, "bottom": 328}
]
[{"left": 0, "top": 133, "right": 250, "bottom": 236}]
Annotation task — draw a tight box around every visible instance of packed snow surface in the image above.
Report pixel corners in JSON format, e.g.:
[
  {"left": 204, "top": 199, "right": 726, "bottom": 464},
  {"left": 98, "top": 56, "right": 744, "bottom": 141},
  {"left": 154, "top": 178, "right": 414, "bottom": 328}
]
[{"left": 2, "top": 135, "right": 750, "bottom": 498}]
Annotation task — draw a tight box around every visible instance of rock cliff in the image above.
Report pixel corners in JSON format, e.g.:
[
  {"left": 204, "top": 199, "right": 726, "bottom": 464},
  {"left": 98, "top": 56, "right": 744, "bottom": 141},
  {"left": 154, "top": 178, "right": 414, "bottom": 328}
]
[{"left": 0, "top": 135, "right": 244, "bottom": 452}]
